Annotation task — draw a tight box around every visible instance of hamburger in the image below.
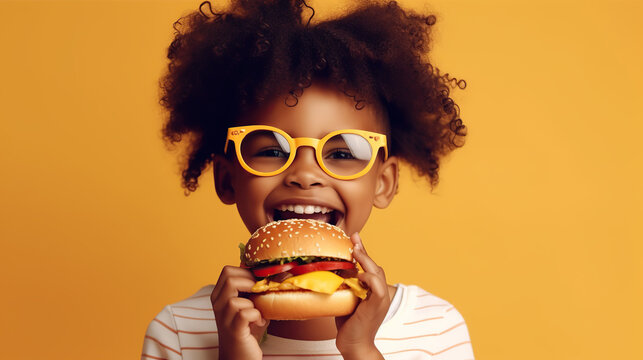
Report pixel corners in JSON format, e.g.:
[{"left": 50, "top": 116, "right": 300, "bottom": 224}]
[{"left": 240, "top": 219, "right": 368, "bottom": 320}]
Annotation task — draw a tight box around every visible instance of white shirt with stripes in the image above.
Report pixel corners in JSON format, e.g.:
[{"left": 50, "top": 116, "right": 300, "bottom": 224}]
[{"left": 142, "top": 284, "right": 475, "bottom": 360}]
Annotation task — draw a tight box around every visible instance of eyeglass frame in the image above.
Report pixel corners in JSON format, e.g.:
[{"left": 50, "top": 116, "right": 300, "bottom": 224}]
[{"left": 224, "top": 125, "right": 388, "bottom": 180}]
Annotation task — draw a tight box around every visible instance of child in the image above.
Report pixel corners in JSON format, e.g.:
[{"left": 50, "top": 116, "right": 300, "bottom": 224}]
[{"left": 143, "top": 0, "right": 473, "bottom": 359}]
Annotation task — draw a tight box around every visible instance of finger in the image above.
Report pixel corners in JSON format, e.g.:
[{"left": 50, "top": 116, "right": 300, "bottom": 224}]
[
  {"left": 212, "top": 276, "right": 256, "bottom": 313},
  {"left": 219, "top": 296, "right": 256, "bottom": 328},
  {"left": 358, "top": 272, "right": 388, "bottom": 301},
  {"left": 231, "top": 308, "right": 266, "bottom": 337},
  {"left": 211, "top": 265, "right": 255, "bottom": 300},
  {"left": 249, "top": 318, "right": 270, "bottom": 343},
  {"left": 350, "top": 233, "right": 383, "bottom": 275}
]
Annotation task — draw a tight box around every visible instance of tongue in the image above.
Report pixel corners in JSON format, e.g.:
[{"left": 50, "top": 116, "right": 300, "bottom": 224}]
[{"left": 275, "top": 210, "right": 331, "bottom": 224}]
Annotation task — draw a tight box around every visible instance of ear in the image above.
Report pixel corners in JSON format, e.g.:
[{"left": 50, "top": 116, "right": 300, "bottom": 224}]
[
  {"left": 213, "top": 155, "right": 236, "bottom": 205},
  {"left": 373, "top": 156, "right": 399, "bottom": 209}
]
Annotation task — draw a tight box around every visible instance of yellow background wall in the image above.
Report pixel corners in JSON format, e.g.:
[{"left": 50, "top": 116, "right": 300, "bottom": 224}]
[{"left": 1, "top": 0, "right": 641, "bottom": 359}]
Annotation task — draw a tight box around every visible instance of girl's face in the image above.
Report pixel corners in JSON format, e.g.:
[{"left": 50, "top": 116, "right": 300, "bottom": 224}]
[{"left": 214, "top": 84, "right": 399, "bottom": 236}]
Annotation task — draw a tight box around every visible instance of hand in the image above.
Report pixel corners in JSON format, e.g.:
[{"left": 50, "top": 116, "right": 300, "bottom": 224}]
[
  {"left": 335, "top": 233, "right": 388, "bottom": 360},
  {"left": 211, "top": 265, "right": 269, "bottom": 360}
]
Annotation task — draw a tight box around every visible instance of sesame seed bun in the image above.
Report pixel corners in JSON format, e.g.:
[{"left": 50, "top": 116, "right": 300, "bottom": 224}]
[
  {"left": 244, "top": 219, "right": 360, "bottom": 320},
  {"left": 244, "top": 219, "right": 353, "bottom": 265}
]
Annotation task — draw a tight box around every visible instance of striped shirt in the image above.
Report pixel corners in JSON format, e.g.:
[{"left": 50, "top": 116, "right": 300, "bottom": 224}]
[{"left": 142, "top": 284, "right": 475, "bottom": 360}]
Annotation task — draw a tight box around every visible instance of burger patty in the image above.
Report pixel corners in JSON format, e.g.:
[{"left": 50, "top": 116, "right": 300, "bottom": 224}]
[{"left": 264, "top": 267, "right": 358, "bottom": 283}]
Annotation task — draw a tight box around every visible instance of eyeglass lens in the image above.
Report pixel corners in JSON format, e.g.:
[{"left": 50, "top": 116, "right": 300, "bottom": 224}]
[{"left": 239, "top": 130, "right": 373, "bottom": 176}]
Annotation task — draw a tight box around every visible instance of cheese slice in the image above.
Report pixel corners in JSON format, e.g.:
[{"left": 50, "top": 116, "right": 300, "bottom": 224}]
[
  {"left": 251, "top": 271, "right": 368, "bottom": 299},
  {"left": 342, "top": 277, "right": 368, "bottom": 299},
  {"left": 282, "top": 271, "right": 344, "bottom": 294}
]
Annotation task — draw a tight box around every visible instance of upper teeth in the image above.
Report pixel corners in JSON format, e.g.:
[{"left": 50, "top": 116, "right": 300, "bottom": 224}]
[{"left": 278, "top": 204, "right": 333, "bottom": 214}]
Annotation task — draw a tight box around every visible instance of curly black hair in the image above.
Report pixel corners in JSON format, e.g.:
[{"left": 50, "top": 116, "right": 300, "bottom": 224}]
[{"left": 161, "top": 0, "right": 467, "bottom": 193}]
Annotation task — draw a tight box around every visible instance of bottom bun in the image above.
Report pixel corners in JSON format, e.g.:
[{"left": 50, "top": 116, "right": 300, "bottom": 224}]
[{"left": 249, "top": 289, "right": 360, "bottom": 320}]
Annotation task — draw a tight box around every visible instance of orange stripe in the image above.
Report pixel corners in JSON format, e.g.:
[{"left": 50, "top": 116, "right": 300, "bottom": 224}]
[
  {"left": 417, "top": 293, "right": 431, "bottom": 298},
  {"left": 153, "top": 319, "right": 178, "bottom": 334},
  {"left": 414, "top": 304, "right": 449, "bottom": 310},
  {"left": 376, "top": 322, "right": 465, "bottom": 341},
  {"left": 446, "top": 306, "right": 455, "bottom": 312},
  {"left": 433, "top": 341, "right": 472, "bottom": 355},
  {"left": 173, "top": 314, "right": 215, "bottom": 321},
  {"left": 154, "top": 317, "right": 217, "bottom": 334},
  {"left": 403, "top": 316, "right": 443, "bottom": 325},
  {"left": 178, "top": 329, "right": 218, "bottom": 335},
  {"left": 141, "top": 354, "right": 167, "bottom": 360},
  {"left": 181, "top": 346, "right": 219, "bottom": 350},
  {"left": 144, "top": 336, "right": 181, "bottom": 355},
  {"left": 382, "top": 342, "right": 471, "bottom": 356},
  {"left": 173, "top": 305, "right": 213, "bottom": 311}
]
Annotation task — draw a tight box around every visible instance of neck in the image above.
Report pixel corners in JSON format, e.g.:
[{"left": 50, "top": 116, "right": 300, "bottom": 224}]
[{"left": 268, "top": 317, "right": 337, "bottom": 340}]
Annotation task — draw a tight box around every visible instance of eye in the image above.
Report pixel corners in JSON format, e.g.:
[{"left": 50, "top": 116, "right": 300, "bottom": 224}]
[
  {"left": 325, "top": 148, "right": 355, "bottom": 160},
  {"left": 255, "top": 147, "right": 288, "bottom": 158}
]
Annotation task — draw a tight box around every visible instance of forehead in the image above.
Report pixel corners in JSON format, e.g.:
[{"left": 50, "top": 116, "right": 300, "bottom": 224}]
[{"left": 239, "top": 84, "right": 386, "bottom": 138}]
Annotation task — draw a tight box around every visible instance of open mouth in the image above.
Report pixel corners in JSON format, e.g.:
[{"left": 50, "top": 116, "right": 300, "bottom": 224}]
[{"left": 272, "top": 205, "right": 343, "bottom": 226}]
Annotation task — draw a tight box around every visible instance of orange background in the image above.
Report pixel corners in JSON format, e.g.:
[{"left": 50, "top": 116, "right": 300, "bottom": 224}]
[{"left": 1, "top": 0, "right": 641, "bottom": 359}]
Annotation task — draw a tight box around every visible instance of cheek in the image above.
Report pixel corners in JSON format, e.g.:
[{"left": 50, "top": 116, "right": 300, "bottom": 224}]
[
  {"left": 340, "top": 179, "right": 378, "bottom": 233},
  {"left": 237, "top": 177, "right": 272, "bottom": 206}
]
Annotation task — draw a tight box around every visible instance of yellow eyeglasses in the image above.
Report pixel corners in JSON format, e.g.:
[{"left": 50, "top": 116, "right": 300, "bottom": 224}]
[{"left": 224, "top": 125, "right": 388, "bottom": 180}]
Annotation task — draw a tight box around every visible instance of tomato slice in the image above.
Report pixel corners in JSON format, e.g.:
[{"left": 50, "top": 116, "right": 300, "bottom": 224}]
[
  {"left": 288, "top": 261, "right": 355, "bottom": 276},
  {"left": 252, "top": 261, "right": 298, "bottom": 278}
]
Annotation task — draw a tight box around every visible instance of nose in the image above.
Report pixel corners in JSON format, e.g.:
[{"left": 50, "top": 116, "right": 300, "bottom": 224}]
[{"left": 283, "top": 147, "right": 326, "bottom": 189}]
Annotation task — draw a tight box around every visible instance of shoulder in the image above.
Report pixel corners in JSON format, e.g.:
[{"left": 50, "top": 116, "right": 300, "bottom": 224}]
[
  {"left": 405, "top": 284, "right": 471, "bottom": 325},
  {"left": 376, "top": 284, "right": 475, "bottom": 359},
  {"left": 142, "top": 285, "right": 218, "bottom": 360}
]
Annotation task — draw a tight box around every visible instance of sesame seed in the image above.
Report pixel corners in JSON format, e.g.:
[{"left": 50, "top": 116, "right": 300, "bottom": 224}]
[
  {"left": 266, "top": 244, "right": 270, "bottom": 248},
  {"left": 248, "top": 244, "right": 252, "bottom": 250},
  {"left": 270, "top": 237, "right": 274, "bottom": 240},
  {"left": 295, "top": 232, "right": 299, "bottom": 235},
  {"left": 315, "top": 243, "right": 319, "bottom": 247},
  {"left": 278, "top": 241, "right": 282, "bottom": 246}
]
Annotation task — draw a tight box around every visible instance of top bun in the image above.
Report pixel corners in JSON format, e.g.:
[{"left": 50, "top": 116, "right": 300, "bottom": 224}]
[{"left": 244, "top": 219, "right": 353, "bottom": 265}]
